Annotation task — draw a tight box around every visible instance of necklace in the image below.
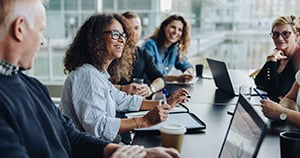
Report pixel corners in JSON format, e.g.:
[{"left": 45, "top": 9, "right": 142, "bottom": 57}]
[{"left": 162, "top": 50, "right": 170, "bottom": 71}]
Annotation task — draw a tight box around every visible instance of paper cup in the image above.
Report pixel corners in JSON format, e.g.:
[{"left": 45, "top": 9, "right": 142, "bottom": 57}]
[{"left": 160, "top": 123, "right": 186, "bottom": 152}]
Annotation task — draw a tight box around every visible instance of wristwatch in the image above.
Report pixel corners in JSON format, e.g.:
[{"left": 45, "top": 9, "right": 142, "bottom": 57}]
[
  {"left": 149, "top": 85, "right": 156, "bottom": 93},
  {"left": 279, "top": 109, "right": 289, "bottom": 121}
]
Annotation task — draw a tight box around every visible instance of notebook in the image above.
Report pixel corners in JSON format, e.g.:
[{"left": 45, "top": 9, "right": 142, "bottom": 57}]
[
  {"left": 218, "top": 94, "right": 267, "bottom": 158},
  {"left": 127, "top": 104, "right": 206, "bottom": 133},
  {"left": 207, "top": 58, "right": 266, "bottom": 96}
]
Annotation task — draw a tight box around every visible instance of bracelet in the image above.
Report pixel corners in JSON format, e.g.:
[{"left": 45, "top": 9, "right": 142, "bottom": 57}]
[{"left": 133, "top": 117, "right": 139, "bottom": 128}]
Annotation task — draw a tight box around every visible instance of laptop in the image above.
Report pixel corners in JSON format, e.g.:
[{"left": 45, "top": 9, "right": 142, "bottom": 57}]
[
  {"left": 207, "top": 58, "right": 266, "bottom": 96},
  {"left": 218, "top": 94, "right": 267, "bottom": 158}
]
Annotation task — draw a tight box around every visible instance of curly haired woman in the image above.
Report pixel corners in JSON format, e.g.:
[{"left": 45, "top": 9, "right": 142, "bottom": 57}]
[{"left": 60, "top": 13, "right": 189, "bottom": 143}]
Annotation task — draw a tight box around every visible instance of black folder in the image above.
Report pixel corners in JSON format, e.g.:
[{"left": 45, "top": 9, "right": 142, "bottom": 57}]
[{"left": 126, "top": 104, "right": 206, "bottom": 134}]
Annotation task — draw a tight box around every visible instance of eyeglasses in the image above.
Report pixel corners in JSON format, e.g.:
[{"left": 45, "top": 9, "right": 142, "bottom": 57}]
[
  {"left": 270, "top": 31, "right": 292, "bottom": 39},
  {"left": 103, "top": 30, "right": 128, "bottom": 40}
]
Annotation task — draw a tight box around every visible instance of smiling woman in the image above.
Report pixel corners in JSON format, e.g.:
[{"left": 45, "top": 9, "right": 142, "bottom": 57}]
[
  {"left": 254, "top": 15, "right": 300, "bottom": 102},
  {"left": 63, "top": 13, "right": 134, "bottom": 82},
  {"left": 142, "top": 14, "right": 194, "bottom": 83},
  {"left": 60, "top": 12, "right": 190, "bottom": 143}
]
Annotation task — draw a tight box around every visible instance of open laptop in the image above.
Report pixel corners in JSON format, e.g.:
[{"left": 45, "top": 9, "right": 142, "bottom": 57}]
[
  {"left": 207, "top": 58, "right": 266, "bottom": 96},
  {"left": 218, "top": 94, "right": 267, "bottom": 158}
]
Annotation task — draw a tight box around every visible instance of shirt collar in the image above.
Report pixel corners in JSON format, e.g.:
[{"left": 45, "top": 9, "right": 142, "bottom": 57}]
[{"left": 0, "top": 60, "right": 20, "bottom": 76}]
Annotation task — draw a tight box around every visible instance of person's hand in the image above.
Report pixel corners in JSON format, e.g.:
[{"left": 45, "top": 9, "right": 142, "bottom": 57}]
[
  {"left": 177, "top": 74, "right": 193, "bottom": 83},
  {"left": 144, "top": 147, "right": 181, "bottom": 158},
  {"left": 110, "top": 145, "right": 146, "bottom": 158},
  {"left": 135, "top": 84, "right": 152, "bottom": 97},
  {"left": 142, "top": 103, "right": 170, "bottom": 127},
  {"left": 267, "top": 49, "right": 287, "bottom": 62},
  {"left": 261, "top": 98, "right": 285, "bottom": 120},
  {"left": 124, "top": 83, "right": 143, "bottom": 95},
  {"left": 167, "top": 88, "right": 190, "bottom": 108}
]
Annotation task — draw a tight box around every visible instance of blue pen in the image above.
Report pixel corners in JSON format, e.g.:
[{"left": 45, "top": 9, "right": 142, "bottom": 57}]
[
  {"left": 162, "top": 88, "right": 168, "bottom": 104},
  {"left": 253, "top": 88, "right": 266, "bottom": 99}
]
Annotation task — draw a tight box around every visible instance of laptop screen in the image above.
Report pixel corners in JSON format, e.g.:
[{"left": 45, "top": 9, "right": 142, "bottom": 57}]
[
  {"left": 207, "top": 58, "right": 236, "bottom": 96},
  {"left": 218, "top": 94, "right": 267, "bottom": 158}
]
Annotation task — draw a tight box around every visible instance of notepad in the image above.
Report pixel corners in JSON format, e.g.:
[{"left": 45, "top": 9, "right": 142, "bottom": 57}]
[
  {"left": 125, "top": 104, "right": 189, "bottom": 118},
  {"left": 126, "top": 104, "right": 206, "bottom": 133}
]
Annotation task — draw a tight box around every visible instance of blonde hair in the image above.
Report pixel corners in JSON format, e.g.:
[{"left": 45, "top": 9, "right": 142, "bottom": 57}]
[{"left": 271, "top": 15, "right": 298, "bottom": 34}]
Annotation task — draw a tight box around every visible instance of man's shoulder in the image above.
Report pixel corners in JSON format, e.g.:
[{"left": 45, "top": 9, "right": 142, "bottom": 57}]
[{"left": 135, "top": 47, "right": 152, "bottom": 59}]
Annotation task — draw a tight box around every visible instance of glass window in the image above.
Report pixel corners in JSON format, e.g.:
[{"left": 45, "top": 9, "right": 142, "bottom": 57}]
[
  {"left": 65, "top": 0, "right": 78, "bottom": 10},
  {"left": 47, "top": 0, "right": 61, "bottom": 10},
  {"left": 81, "top": 0, "right": 96, "bottom": 10},
  {"left": 65, "top": 14, "right": 79, "bottom": 38},
  {"left": 45, "top": 13, "right": 65, "bottom": 38},
  {"left": 103, "top": 0, "right": 151, "bottom": 10},
  {"left": 118, "top": 0, "right": 151, "bottom": 9},
  {"left": 102, "top": 0, "right": 114, "bottom": 9}
]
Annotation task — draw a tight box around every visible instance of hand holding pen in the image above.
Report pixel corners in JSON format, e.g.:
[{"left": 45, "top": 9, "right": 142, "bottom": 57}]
[
  {"left": 165, "top": 88, "right": 190, "bottom": 108},
  {"left": 253, "top": 88, "right": 266, "bottom": 100}
]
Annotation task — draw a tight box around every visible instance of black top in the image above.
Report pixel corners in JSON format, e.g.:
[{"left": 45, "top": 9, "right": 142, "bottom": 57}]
[
  {"left": 118, "top": 46, "right": 164, "bottom": 85},
  {"left": 254, "top": 58, "right": 298, "bottom": 102},
  {"left": 0, "top": 72, "right": 108, "bottom": 158}
]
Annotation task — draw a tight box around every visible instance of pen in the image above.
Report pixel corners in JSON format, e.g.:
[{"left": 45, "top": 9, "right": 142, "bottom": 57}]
[
  {"left": 186, "top": 69, "right": 193, "bottom": 74},
  {"left": 253, "top": 88, "right": 266, "bottom": 99},
  {"left": 162, "top": 88, "right": 168, "bottom": 104}
]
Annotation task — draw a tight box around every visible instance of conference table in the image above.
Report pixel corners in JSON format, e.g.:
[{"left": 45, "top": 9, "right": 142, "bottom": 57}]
[{"left": 131, "top": 70, "right": 284, "bottom": 158}]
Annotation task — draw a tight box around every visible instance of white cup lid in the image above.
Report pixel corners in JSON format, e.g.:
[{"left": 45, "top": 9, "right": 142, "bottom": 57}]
[{"left": 160, "top": 123, "right": 186, "bottom": 135}]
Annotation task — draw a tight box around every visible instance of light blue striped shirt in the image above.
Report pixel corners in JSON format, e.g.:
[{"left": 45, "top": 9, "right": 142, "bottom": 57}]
[{"left": 61, "top": 64, "right": 143, "bottom": 142}]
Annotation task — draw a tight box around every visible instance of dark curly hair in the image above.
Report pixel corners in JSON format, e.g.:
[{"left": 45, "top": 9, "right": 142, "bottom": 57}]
[
  {"left": 63, "top": 13, "right": 135, "bottom": 82},
  {"left": 146, "top": 14, "right": 191, "bottom": 62}
]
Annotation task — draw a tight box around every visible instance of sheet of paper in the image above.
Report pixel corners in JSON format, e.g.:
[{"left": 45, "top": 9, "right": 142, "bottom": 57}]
[{"left": 125, "top": 104, "right": 188, "bottom": 118}]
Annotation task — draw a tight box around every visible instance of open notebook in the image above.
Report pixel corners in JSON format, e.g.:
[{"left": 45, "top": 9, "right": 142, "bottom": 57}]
[
  {"left": 218, "top": 94, "right": 267, "bottom": 158},
  {"left": 126, "top": 104, "right": 206, "bottom": 133}
]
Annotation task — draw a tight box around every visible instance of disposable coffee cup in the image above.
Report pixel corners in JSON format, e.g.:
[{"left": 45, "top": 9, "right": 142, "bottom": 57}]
[
  {"left": 160, "top": 123, "right": 186, "bottom": 152},
  {"left": 195, "top": 64, "right": 203, "bottom": 77},
  {"left": 280, "top": 131, "right": 300, "bottom": 158}
]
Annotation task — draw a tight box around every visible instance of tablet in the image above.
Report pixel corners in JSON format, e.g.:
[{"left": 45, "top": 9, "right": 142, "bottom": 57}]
[{"left": 133, "top": 112, "right": 206, "bottom": 133}]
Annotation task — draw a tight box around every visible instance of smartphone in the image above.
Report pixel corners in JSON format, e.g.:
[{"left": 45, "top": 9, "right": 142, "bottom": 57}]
[{"left": 253, "top": 88, "right": 266, "bottom": 99}]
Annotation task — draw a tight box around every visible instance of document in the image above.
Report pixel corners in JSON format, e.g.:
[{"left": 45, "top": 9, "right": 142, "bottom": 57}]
[{"left": 126, "top": 104, "right": 206, "bottom": 133}]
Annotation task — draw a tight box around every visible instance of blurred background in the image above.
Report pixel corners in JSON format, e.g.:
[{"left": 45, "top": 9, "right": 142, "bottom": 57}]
[{"left": 31, "top": 0, "right": 300, "bottom": 85}]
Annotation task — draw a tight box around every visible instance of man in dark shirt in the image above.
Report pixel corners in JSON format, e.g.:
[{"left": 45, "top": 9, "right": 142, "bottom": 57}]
[
  {"left": 0, "top": 0, "right": 180, "bottom": 157},
  {"left": 109, "top": 11, "right": 165, "bottom": 98}
]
